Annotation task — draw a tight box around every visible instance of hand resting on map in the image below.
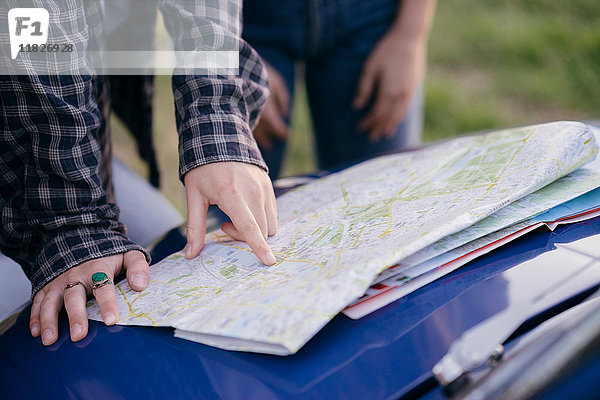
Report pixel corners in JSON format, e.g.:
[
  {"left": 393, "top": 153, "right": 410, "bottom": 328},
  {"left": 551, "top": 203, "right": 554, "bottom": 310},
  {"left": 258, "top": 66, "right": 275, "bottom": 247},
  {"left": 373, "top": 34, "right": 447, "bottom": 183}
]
[
  {"left": 31, "top": 162, "right": 278, "bottom": 346},
  {"left": 30, "top": 251, "right": 149, "bottom": 345}
]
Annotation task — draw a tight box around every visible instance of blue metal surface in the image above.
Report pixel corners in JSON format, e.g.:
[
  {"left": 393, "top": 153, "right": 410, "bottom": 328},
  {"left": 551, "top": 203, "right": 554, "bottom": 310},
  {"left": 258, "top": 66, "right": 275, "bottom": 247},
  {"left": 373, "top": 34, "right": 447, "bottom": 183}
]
[
  {"left": 534, "top": 348, "right": 600, "bottom": 400},
  {"left": 1, "top": 218, "right": 599, "bottom": 399}
]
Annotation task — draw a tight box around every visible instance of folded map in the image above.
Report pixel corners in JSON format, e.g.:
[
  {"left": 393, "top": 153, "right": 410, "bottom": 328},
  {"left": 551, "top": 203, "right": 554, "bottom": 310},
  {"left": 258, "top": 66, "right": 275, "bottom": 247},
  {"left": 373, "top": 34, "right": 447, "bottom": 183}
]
[{"left": 88, "top": 121, "right": 598, "bottom": 355}]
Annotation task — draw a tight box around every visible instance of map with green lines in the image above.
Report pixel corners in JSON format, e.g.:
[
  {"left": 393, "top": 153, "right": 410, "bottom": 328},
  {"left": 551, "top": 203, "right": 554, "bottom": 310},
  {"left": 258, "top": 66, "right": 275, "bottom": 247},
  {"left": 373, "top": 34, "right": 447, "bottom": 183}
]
[{"left": 88, "top": 121, "right": 598, "bottom": 355}]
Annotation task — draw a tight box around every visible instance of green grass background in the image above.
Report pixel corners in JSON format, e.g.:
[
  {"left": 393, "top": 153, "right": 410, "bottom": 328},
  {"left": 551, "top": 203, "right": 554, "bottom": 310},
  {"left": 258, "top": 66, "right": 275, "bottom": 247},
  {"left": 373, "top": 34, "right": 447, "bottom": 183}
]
[{"left": 113, "top": 0, "right": 600, "bottom": 213}]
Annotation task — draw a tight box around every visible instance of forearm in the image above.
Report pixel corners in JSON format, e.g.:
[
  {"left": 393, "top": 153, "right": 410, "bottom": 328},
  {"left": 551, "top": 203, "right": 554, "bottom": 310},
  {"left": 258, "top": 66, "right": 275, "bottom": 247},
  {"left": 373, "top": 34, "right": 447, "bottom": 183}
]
[{"left": 390, "top": 0, "right": 437, "bottom": 42}]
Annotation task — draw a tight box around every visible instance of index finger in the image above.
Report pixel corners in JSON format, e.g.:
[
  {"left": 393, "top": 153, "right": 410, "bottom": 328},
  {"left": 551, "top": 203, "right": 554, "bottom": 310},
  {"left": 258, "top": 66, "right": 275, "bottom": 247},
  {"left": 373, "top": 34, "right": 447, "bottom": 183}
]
[
  {"left": 219, "top": 196, "right": 277, "bottom": 265},
  {"left": 353, "top": 63, "right": 377, "bottom": 110},
  {"left": 383, "top": 97, "right": 411, "bottom": 137},
  {"left": 360, "top": 96, "right": 398, "bottom": 142}
]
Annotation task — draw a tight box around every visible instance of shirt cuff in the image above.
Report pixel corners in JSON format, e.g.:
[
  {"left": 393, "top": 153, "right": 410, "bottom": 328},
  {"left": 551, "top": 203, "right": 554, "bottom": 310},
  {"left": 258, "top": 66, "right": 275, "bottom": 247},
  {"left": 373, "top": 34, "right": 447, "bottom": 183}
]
[
  {"left": 178, "top": 113, "right": 268, "bottom": 181},
  {"left": 30, "top": 227, "right": 151, "bottom": 298}
]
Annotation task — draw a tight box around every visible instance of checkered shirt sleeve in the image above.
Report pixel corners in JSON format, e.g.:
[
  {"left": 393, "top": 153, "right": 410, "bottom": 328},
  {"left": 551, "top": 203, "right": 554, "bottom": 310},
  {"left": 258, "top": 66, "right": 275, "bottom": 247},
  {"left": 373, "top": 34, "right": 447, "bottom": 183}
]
[
  {"left": 0, "top": 0, "right": 150, "bottom": 298},
  {"left": 0, "top": 73, "right": 150, "bottom": 297},
  {"left": 159, "top": 0, "right": 269, "bottom": 179},
  {"left": 0, "top": 0, "right": 268, "bottom": 297}
]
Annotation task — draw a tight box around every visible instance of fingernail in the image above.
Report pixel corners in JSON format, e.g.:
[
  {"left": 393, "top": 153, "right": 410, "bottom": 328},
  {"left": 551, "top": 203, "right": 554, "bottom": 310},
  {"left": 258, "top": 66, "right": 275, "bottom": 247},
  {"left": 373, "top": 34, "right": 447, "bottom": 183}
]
[
  {"left": 265, "top": 251, "right": 276, "bottom": 265},
  {"left": 72, "top": 323, "right": 83, "bottom": 339},
  {"left": 105, "top": 312, "right": 117, "bottom": 325},
  {"left": 42, "top": 329, "right": 53, "bottom": 344},
  {"left": 31, "top": 324, "right": 40, "bottom": 336},
  {"left": 185, "top": 243, "right": 192, "bottom": 259},
  {"left": 132, "top": 274, "right": 148, "bottom": 288}
]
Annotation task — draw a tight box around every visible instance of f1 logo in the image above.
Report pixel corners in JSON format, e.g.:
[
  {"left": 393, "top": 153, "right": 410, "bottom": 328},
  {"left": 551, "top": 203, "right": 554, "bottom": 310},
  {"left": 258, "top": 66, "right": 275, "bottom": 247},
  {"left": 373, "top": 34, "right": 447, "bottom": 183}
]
[{"left": 8, "top": 8, "right": 49, "bottom": 59}]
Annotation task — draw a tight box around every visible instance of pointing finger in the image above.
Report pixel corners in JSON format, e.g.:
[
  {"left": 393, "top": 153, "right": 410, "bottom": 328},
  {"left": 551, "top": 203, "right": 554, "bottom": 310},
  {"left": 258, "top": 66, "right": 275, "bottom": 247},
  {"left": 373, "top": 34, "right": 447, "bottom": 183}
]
[
  {"left": 219, "top": 197, "right": 276, "bottom": 265},
  {"left": 265, "top": 186, "right": 278, "bottom": 237},
  {"left": 245, "top": 190, "right": 268, "bottom": 240}
]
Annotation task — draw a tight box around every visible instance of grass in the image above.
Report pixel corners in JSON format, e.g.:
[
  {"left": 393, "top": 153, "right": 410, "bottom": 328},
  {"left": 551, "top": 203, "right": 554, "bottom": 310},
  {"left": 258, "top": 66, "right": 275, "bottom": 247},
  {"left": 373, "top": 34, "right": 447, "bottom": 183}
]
[
  {"left": 425, "top": 0, "right": 600, "bottom": 139},
  {"left": 112, "top": 0, "right": 600, "bottom": 213}
]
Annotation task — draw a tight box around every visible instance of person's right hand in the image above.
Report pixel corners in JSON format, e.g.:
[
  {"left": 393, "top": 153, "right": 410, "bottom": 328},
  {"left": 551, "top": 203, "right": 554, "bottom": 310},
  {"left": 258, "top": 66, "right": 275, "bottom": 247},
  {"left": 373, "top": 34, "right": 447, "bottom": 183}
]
[
  {"left": 253, "top": 63, "right": 291, "bottom": 149},
  {"left": 184, "top": 162, "right": 278, "bottom": 265},
  {"left": 30, "top": 251, "right": 149, "bottom": 345}
]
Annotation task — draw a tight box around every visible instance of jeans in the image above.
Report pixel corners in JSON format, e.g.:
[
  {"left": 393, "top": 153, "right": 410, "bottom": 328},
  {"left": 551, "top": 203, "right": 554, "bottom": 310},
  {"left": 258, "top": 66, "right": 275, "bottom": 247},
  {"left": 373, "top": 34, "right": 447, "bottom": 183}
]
[{"left": 243, "top": 0, "right": 423, "bottom": 178}]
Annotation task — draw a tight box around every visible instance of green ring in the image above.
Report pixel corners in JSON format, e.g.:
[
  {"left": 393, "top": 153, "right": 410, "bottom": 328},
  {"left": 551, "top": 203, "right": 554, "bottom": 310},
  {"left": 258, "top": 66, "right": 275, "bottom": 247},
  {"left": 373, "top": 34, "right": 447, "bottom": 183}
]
[{"left": 92, "top": 272, "right": 109, "bottom": 283}]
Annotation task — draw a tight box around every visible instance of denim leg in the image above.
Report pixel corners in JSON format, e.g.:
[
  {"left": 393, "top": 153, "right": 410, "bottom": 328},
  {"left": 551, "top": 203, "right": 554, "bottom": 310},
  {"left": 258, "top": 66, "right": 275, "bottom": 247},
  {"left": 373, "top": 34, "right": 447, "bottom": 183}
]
[
  {"left": 243, "top": 0, "right": 305, "bottom": 178},
  {"left": 305, "top": 3, "right": 424, "bottom": 170},
  {"left": 243, "top": 0, "right": 423, "bottom": 173},
  {"left": 239, "top": 48, "right": 296, "bottom": 178},
  {"left": 259, "top": 52, "right": 296, "bottom": 179}
]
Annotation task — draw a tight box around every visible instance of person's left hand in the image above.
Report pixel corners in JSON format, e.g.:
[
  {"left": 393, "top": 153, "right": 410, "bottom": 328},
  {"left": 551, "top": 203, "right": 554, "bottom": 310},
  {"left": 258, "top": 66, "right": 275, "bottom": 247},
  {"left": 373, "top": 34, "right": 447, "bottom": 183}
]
[
  {"left": 30, "top": 251, "right": 149, "bottom": 345},
  {"left": 253, "top": 63, "right": 291, "bottom": 150},
  {"left": 353, "top": 31, "right": 426, "bottom": 142}
]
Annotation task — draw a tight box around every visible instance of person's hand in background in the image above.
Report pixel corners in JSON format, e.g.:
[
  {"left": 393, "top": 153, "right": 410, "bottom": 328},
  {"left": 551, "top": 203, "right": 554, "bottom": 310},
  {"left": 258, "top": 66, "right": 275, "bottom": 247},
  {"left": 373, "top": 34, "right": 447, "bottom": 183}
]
[
  {"left": 30, "top": 251, "right": 149, "bottom": 345},
  {"left": 353, "top": 0, "right": 436, "bottom": 143},
  {"left": 353, "top": 31, "right": 426, "bottom": 142},
  {"left": 253, "top": 63, "right": 291, "bottom": 149},
  {"left": 184, "top": 162, "right": 278, "bottom": 266}
]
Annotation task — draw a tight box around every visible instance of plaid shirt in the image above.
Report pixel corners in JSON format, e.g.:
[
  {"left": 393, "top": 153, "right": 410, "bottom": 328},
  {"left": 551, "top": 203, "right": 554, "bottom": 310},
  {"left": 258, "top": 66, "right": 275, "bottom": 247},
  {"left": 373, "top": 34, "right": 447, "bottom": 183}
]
[{"left": 0, "top": 0, "right": 268, "bottom": 296}]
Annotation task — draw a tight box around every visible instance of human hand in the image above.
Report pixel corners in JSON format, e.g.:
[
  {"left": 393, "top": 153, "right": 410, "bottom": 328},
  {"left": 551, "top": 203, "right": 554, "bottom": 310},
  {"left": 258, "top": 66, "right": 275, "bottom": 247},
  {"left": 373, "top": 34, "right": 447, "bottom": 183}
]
[
  {"left": 253, "top": 63, "right": 290, "bottom": 149},
  {"left": 184, "top": 162, "right": 278, "bottom": 265},
  {"left": 30, "top": 251, "right": 149, "bottom": 345},
  {"left": 353, "top": 31, "right": 426, "bottom": 142}
]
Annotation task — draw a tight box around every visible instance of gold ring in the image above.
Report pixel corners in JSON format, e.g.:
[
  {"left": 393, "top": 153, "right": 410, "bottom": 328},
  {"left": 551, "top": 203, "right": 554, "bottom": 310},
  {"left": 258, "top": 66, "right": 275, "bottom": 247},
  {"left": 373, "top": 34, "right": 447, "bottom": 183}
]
[
  {"left": 64, "top": 281, "right": 85, "bottom": 292},
  {"left": 91, "top": 272, "right": 113, "bottom": 290}
]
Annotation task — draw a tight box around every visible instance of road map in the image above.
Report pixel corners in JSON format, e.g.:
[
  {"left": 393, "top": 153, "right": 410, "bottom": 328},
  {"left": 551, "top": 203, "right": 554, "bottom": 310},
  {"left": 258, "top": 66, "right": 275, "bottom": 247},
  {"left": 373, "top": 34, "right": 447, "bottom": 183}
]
[
  {"left": 88, "top": 121, "right": 598, "bottom": 355},
  {"left": 345, "top": 179, "right": 600, "bottom": 319},
  {"left": 366, "top": 168, "right": 600, "bottom": 288}
]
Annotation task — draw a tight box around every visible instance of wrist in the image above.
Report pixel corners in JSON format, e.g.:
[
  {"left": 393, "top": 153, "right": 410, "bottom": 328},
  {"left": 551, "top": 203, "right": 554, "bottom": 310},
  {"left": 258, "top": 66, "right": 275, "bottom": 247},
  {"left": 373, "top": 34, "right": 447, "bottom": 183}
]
[
  {"left": 387, "top": 0, "right": 436, "bottom": 45},
  {"left": 30, "top": 226, "right": 149, "bottom": 298},
  {"left": 381, "top": 29, "right": 426, "bottom": 57},
  {"left": 386, "top": 22, "right": 428, "bottom": 45}
]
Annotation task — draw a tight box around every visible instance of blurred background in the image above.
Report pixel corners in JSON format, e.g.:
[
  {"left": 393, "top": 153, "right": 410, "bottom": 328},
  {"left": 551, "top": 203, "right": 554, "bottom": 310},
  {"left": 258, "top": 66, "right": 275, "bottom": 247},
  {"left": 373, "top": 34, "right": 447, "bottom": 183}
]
[{"left": 112, "top": 0, "right": 600, "bottom": 213}]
